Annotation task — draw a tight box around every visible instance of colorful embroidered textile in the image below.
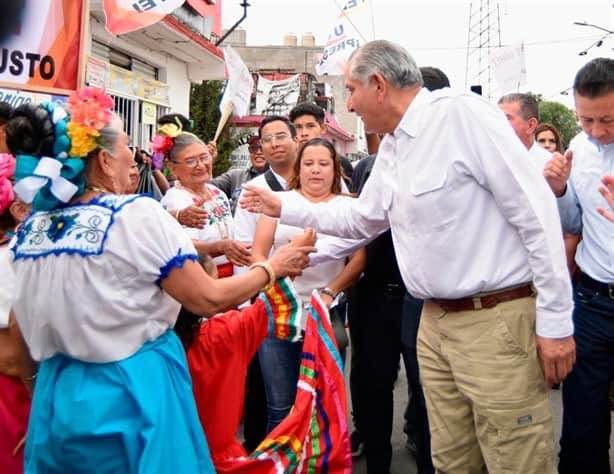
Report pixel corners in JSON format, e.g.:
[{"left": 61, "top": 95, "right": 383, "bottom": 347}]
[{"left": 188, "top": 278, "right": 351, "bottom": 473}]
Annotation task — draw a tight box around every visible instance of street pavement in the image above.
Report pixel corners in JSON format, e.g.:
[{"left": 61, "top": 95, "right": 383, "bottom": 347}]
[{"left": 348, "top": 363, "right": 614, "bottom": 473}]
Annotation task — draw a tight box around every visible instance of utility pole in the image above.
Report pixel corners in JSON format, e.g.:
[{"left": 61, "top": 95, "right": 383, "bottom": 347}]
[{"left": 464, "top": 1, "right": 502, "bottom": 100}]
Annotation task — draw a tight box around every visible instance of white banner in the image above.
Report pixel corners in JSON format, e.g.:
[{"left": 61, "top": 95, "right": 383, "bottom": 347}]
[
  {"left": 255, "top": 75, "right": 301, "bottom": 116},
  {"left": 220, "top": 46, "right": 254, "bottom": 117},
  {"left": 315, "top": 0, "right": 373, "bottom": 76},
  {"left": 489, "top": 43, "right": 527, "bottom": 93}
]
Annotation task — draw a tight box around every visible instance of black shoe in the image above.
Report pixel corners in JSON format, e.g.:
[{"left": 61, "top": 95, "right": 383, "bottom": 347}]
[{"left": 350, "top": 430, "right": 364, "bottom": 458}]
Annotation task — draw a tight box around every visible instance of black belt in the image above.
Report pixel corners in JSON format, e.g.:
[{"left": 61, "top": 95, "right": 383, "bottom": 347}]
[{"left": 579, "top": 272, "right": 614, "bottom": 299}]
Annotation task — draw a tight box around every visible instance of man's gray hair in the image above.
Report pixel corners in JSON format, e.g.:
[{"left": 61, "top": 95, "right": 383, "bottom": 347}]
[
  {"left": 498, "top": 93, "right": 540, "bottom": 121},
  {"left": 348, "top": 40, "right": 423, "bottom": 89},
  {"left": 169, "top": 132, "right": 205, "bottom": 162}
]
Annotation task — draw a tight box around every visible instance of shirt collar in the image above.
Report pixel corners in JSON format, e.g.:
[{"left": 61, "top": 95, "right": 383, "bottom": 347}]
[
  {"left": 586, "top": 132, "right": 614, "bottom": 152},
  {"left": 393, "top": 87, "right": 432, "bottom": 140}
]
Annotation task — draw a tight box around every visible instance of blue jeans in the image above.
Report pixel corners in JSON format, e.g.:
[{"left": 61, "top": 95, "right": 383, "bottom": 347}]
[
  {"left": 258, "top": 336, "right": 302, "bottom": 433},
  {"left": 559, "top": 277, "right": 614, "bottom": 474}
]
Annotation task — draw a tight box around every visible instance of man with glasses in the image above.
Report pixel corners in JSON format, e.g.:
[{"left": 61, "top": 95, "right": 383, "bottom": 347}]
[
  {"left": 211, "top": 135, "right": 268, "bottom": 214},
  {"left": 232, "top": 115, "right": 299, "bottom": 450}
]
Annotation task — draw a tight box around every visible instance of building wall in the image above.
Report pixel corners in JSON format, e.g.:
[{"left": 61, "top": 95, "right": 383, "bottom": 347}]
[{"left": 90, "top": 20, "right": 192, "bottom": 116}]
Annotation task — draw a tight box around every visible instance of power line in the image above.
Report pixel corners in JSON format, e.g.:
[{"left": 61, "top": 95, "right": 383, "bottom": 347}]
[{"left": 419, "top": 35, "right": 605, "bottom": 52}]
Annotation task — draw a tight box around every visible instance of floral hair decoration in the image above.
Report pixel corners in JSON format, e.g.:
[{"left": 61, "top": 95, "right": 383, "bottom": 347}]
[
  {"left": 0, "top": 153, "right": 15, "bottom": 215},
  {"left": 151, "top": 118, "right": 184, "bottom": 169},
  {"left": 66, "top": 86, "right": 115, "bottom": 158},
  {"left": 13, "top": 87, "right": 114, "bottom": 212}
]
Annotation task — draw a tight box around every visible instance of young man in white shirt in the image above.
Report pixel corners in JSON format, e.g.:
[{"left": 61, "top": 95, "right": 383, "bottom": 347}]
[{"left": 242, "top": 40, "right": 575, "bottom": 474}]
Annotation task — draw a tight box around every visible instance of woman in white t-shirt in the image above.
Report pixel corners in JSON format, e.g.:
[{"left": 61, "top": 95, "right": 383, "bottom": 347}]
[
  {"left": 252, "top": 137, "right": 366, "bottom": 432},
  {"left": 161, "top": 133, "right": 251, "bottom": 277}
]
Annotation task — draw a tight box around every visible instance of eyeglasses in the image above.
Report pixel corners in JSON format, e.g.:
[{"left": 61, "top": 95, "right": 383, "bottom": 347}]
[
  {"left": 248, "top": 144, "right": 263, "bottom": 152},
  {"left": 262, "top": 132, "right": 290, "bottom": 144},
  {"left": 173, "top": 154, "right": 211, "bottom": 168}
]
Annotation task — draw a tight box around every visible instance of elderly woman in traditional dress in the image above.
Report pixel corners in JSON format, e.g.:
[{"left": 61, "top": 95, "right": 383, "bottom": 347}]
[
  {"left": 160, "top": 132, "right": 251, "bottom": 277},
  {"left": 8, "top": 88, "right": 313, "bottom": 474}
]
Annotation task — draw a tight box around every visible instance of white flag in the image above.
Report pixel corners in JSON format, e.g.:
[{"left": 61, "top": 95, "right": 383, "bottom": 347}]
[
  {"left": 220, "top": 46, "right": 254, "bottom": 117},
  {"left": 315, "top": 0, "right": 373, "bottom": 76},
  {"left": 489, "top": 43, "right": 528, "bottom": 93},
  {"left": 103, "top": 0, "right": 185, "bottom": 35},
  {"left": 255, "top": 75, "right": 301, "bottom": 116}
]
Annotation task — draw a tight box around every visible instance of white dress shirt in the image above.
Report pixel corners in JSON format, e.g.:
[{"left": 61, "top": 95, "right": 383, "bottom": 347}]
[
  {"left": 557, "top": 132, "right": 614, "bottom": 283},
  {"left": 529, "top": 141, "right": 553, "bottom": 170},
  {"left": 279, "top": 88, "right": 573, "bottom": 338}
]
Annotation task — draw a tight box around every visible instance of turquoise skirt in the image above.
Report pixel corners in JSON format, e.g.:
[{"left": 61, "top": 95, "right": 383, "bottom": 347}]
[{"left": 25, "top": 330, "right": 214, "bottom": 473}]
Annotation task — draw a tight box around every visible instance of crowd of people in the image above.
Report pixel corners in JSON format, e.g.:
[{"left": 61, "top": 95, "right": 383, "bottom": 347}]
[{"left": 0, "top": 39, "right": 612, "bottom": 474}]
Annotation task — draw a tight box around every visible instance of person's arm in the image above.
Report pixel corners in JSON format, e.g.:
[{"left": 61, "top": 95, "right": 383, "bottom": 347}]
[
  {"left": 9, "top": 313, "right": 36, "bottom": 395},
  {"left": 452, "top": 95, "right": 574, "bottom": 387},
  {"left": 161, "top": 242, "right": 314, "bottom": 316},
  {"left": 240, "top": 178, "right": 388, "bottom": 255},
  {"left": 251, "top": 215, "right": 277, "bottom": 263},
  {"left": 192, "top": 238, "right": 252, "bottom": 267},
  {"left": 318, "top": 248, "right": 366, "bottom": 307},
  {"left": 563, "top": 232, "right": 581, "bottom": 276},
  {"left": 544, "top": 150, "right": 583, "bottom": 234},
  {"left": 153, "top": 169, "right": 170, "bottom": 195}
]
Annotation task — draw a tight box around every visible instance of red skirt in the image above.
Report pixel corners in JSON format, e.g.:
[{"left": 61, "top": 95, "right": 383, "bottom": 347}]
[{"left": 0, "top": 373, "right": 31, "bottom": 474}]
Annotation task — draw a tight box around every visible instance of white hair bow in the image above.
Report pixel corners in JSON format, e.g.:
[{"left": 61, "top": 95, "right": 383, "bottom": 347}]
[{"left": 14, "top": 157, "right": 78, "bottom": 204}]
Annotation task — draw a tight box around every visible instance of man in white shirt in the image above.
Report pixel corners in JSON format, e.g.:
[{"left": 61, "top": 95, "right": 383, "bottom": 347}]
[
  {"left": 234, "top": 116, "right": 298, "bottom": 247},
  {"left": 544, "top": 57, "right": 614, "bottom": 474},
  {"left": 242, "top": 40, "right": 575, "bottom": 473},
  {"left": 498, "top": 92, "right": 552, "bottom": 167}
]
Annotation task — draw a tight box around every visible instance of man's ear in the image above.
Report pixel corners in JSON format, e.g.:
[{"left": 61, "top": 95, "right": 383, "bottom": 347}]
[
  {"left": 527, "top": 117, "right": 539, "bottom": 135},
  {"left": 371, "top": 73, "right": 388, "bottom": 99}
]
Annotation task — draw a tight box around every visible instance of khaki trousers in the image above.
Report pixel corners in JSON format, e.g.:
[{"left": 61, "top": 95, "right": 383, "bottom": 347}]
[{"left": 417, "top": 296, "right": 556, "bottom": 474}]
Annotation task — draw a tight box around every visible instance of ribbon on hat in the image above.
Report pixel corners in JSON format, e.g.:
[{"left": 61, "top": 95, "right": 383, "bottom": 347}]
[{"left": 14, "top": 156, "right": 84, "bottom": 208}]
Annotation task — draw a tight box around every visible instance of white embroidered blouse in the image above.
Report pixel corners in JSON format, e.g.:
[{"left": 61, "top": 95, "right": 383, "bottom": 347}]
[
  {"left": 10, "top": 194, "right": 197, "bottom": 363},
  {"left": 161, "top": 183, "right": 234, "bottom": 266}
]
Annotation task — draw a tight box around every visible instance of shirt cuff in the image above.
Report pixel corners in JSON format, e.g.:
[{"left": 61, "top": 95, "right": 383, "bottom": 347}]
[
  {"left": 556, "top": 185, "right": 575, "bottom": 210},
  {"left": 536, "top": 308, "right": 574, "bottom": 338}
]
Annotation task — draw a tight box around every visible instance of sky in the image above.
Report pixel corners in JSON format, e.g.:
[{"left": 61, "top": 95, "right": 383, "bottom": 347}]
[{"left": 222, "top": 0, "right": 613, "bottom": 109}]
